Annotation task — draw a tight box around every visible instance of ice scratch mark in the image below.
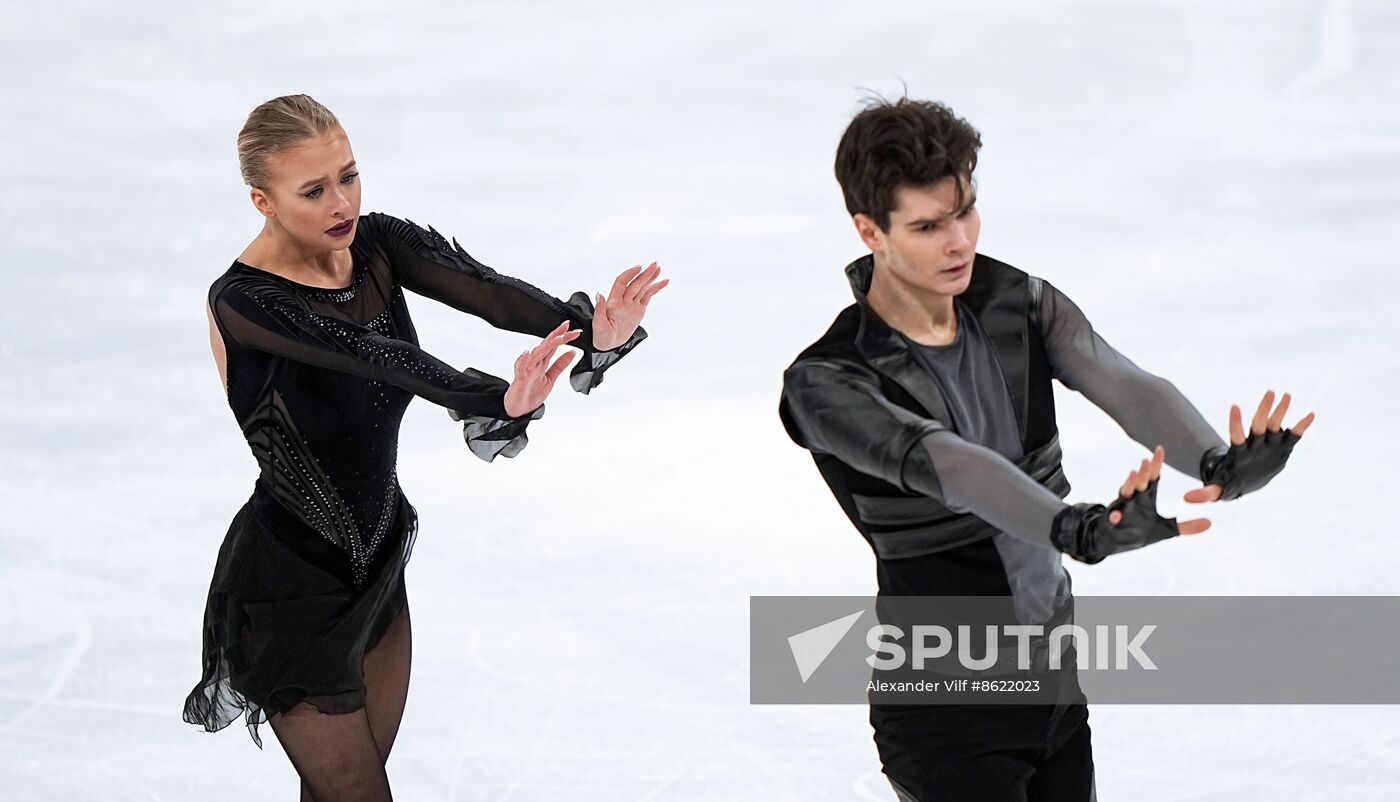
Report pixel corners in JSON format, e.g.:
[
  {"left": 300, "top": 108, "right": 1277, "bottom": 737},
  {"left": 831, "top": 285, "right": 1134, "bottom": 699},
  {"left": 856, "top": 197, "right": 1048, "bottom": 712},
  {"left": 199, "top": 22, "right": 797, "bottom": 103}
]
[{"left": 0, "top": 595, "right": 93, "bottom": 735}]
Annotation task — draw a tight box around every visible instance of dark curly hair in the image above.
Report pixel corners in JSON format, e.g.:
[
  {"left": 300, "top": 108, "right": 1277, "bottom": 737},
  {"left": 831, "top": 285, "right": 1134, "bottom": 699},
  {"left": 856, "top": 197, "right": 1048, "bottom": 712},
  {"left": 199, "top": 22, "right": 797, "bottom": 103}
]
[{"left": 834, "top": 95, "right": 983, "bottom": 232}]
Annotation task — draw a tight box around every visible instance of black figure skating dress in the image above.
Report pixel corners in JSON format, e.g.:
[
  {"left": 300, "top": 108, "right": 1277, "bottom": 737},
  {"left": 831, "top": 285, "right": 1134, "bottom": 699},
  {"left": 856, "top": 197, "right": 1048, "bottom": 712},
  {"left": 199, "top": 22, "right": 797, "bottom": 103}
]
[{"left": 182, "top": 212, "right": 646, "bottom": 748}]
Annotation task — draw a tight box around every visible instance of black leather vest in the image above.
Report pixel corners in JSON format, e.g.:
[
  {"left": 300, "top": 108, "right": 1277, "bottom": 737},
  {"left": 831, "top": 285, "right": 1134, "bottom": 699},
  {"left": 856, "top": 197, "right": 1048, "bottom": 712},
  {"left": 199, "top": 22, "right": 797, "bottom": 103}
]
[{"left": 780, "top": 252, "right": 1071, "bottom": 560}]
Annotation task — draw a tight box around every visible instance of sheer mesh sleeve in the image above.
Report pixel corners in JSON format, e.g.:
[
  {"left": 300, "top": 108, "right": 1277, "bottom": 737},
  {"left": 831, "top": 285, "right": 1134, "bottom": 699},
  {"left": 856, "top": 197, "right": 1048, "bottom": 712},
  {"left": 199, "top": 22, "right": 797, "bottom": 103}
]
[
  {"left": 364, "top": 211, "right": 647, "bottom": 395},
  {"left": 211, "top": 274, "right": 542, "bottom": 438},
  {"left": 1036, "top": 278, "right": 1227, "bottom": 477},
  {"left": 908, "top": 432, "right": 1065, "bottom": 548},
  {"left": 781, "top": 358, "right": 1065, "bottom": 548}
]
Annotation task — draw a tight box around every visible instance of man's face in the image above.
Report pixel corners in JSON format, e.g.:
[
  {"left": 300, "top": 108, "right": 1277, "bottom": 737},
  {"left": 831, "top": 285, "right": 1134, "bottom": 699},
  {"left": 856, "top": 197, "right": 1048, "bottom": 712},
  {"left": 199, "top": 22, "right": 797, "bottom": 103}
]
[
  {"left": 251, "top": 129, "right": 362, "bottom": 249},
  {"left": 855, "top": 173, "right": 980, "bottom": 296}
]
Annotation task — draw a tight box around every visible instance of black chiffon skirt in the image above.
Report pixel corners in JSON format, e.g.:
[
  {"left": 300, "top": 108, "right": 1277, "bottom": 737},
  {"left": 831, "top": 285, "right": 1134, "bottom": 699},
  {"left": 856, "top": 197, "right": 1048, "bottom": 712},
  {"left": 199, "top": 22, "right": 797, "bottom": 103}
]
[{"left": 181, "top": 485, "right": 419, "bottom": 749}]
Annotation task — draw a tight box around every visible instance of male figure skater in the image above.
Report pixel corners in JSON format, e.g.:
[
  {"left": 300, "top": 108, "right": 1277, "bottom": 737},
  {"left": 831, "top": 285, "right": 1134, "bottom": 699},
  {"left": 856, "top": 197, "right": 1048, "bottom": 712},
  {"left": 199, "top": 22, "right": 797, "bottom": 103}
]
[{"left": 778, "top": 96, "right": 1315, "bottom": 802}]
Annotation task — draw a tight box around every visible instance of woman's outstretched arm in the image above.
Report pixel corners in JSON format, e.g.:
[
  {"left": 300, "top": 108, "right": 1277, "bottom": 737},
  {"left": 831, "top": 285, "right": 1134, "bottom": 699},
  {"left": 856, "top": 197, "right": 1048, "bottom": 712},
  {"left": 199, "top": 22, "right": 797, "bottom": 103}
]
[
  {"left": 209, "top": 274, "right": 570, "bottom": 461},
  {"left": 363, "top": 211, "right": 659, "bottom": 393}
]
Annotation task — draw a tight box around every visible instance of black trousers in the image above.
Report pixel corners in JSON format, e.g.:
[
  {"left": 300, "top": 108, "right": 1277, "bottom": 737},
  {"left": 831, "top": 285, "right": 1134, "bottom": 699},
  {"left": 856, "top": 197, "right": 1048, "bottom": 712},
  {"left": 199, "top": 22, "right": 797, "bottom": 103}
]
[{"left": 871, "top": 702, "right": 1095, "bottom": 802}]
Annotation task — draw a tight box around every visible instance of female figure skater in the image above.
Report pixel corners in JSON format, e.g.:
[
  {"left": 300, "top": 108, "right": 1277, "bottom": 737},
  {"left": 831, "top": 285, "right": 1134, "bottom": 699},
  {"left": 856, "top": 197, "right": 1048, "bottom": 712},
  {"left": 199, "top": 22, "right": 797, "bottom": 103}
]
[{"left": 182, "top": 94, "right": 666, "bottom": 800}]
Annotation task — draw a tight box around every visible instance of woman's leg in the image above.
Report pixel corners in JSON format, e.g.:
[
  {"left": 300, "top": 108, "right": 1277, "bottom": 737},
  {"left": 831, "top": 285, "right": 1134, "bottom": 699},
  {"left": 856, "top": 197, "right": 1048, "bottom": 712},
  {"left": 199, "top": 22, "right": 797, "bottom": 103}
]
[
  {"left": 266, "top": 702, "right": 393, "bottom": 802},
  {"left": 363, "top": 597, "right": 413, "bottom": 763}
]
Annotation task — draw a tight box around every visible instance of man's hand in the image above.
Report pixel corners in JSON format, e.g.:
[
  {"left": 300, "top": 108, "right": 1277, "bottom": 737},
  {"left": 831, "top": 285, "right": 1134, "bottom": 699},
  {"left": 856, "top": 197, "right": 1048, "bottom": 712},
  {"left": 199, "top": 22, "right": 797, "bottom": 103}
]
[
  {"left": 1053, "top": 446, "right": 1211, "bottom": 564},
  {"left": 503, "top": 321, "right": 579, "bottom": 418},
  {"left": 592, "top": 262, "right": 668, "bottom": 351},
  {"left": 1184, "top": 390, "right": 1316, "bottom": 504},
  {"left": 1110, "top": 447, "right": 1212, "bottom": 532}
]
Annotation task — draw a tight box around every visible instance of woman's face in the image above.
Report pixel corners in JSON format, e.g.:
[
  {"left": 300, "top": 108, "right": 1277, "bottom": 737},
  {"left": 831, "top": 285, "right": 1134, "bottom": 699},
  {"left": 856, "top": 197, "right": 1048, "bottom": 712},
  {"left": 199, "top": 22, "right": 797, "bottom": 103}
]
[{"left": 252, "top": 129, "right": 362, "bottom": 248}]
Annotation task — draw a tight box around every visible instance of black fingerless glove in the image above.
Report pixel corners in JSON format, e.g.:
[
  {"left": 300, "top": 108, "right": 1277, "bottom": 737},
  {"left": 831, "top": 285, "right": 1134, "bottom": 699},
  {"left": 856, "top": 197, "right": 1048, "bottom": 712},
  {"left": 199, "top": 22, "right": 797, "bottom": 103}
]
[
  {"left": 1051, "top": 478, "right": 1180, "bottom": 564},
  {"left": 1198, "top": 428, "right": 1302, "bottom": 501}
]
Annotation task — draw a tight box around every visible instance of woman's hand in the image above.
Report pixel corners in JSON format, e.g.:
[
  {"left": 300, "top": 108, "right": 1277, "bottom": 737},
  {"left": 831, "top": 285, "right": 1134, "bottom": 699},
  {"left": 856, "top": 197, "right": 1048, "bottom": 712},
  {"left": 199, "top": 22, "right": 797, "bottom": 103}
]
[
  {"left": 503, "top": 321, "right": 581, "bottom": 418},
  {"left": 592, "top": 262, "right": 668, "bottom": 351},
  {"left": 1184, "top": 390, "right": 1316, "bottom": 503}
]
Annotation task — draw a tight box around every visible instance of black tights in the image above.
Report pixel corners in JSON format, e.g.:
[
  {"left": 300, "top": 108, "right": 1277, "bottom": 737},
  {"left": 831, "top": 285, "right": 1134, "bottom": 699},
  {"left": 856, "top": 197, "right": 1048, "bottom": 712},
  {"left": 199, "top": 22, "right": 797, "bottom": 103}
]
[{"left": 266, "top": 600, "right": 413, "bottom": 802}]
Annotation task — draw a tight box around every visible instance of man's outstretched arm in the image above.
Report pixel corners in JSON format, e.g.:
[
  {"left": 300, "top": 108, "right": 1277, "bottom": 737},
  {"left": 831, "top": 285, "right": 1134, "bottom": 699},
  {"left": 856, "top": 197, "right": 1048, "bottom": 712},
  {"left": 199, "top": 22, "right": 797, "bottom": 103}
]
[
  {"left": 782, "top": 358, "right": 1073, "bottom": 549},
  {"left": 781, "top": 358, "right": 1204, "bottom": 561},
  {"left": 1035, "top": 278, "right": 1228, "bottom": 477}
]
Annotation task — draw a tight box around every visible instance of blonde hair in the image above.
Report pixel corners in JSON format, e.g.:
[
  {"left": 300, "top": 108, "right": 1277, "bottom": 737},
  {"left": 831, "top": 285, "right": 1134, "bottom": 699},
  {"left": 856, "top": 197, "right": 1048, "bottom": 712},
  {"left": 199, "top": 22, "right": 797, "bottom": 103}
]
[{"left": 236, "top": 94, "right": 343, "bottom": 189}]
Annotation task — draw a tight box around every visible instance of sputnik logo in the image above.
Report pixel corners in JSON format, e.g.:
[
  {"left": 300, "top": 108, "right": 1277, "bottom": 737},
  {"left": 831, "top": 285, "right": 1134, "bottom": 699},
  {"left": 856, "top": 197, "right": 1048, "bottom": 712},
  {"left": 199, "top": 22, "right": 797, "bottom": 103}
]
[{"left": 787, "top": 610, "right": 866, "bottom": 683}]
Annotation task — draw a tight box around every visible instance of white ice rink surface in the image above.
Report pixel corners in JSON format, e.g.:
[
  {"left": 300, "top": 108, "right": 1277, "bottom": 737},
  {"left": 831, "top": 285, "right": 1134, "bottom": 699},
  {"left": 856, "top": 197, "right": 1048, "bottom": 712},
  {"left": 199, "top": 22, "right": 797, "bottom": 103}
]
[{"left": 2, "top": 0, "right": 1399, "bottom": 799}]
